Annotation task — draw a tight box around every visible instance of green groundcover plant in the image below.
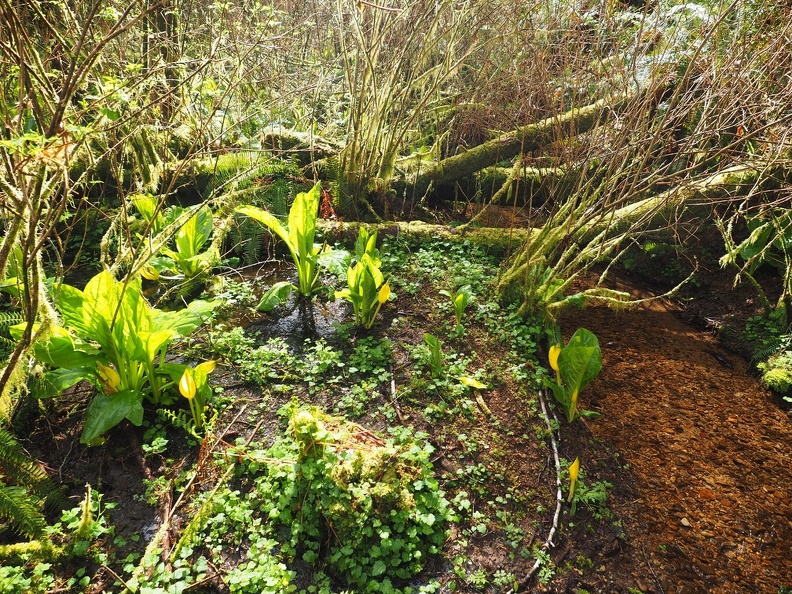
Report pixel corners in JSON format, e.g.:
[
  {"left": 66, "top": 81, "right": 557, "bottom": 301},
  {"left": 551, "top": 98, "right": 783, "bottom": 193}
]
[{"left": 222, "top": 405, "right": 451, "bottom": 592}]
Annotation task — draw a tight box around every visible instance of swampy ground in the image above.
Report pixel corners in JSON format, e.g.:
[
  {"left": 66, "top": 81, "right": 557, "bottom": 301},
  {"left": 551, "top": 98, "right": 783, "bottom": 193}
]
[{"left": 16, "top": 233, "right": 792, "bottom": 593}]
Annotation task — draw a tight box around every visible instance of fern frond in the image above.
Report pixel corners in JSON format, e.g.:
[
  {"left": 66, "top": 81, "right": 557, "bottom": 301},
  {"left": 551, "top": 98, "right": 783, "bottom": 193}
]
[
  {"left": 0, "top": 427, "right": 64, "bottom": 512},
  {"left": 0, "top": 311, "right": 23, "bottom": 328},
  {"left": 157, "top": 408, "right": 200, "bottom": 439},
  {"left": 0, "top": 482, "right": 46, "bottom": 538},
  {"left": 0, "top": 427, "right": 49, "bottom": 487}
]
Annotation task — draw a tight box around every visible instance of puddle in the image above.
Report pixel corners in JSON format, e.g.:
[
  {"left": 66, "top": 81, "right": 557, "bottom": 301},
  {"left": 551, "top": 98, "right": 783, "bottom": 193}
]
[
  {"left": 229, "top": 260, "right": 350, "bottom": 349},
  {"left": 246, "top": 295, "right": 348, "bottom": 348}
]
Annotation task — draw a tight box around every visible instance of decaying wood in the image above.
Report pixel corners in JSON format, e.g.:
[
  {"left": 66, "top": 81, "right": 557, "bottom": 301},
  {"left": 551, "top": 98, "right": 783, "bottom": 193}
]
[
  {"left": 260, "top": 127, "right": 342, "bottom": 167},
  {"left": 578, "top": 161, "right": 787, "bottom": 245}
]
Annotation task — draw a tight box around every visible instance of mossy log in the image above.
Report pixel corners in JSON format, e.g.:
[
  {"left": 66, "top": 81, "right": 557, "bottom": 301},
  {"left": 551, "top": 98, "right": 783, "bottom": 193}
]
[
  {"left": 0, "top": 538, "right": 62, "bottom": 563},
  {"left": 317, "top": 220, "right": 532, "bottom": 256},
  {"left": 578, "top": 161, "right": 788, "bottom": 244},
  {"left": 496, "top": 161, "right": 789, "bottom": 307},
  {"left": 405, "top": 94, "right": 632, "bottom": 197},
  {"left": 466, "top": 165, "right": 579, "bottom": 206},
  {"left": 259, "top": 127, "right": 342, "bottom": 167}
]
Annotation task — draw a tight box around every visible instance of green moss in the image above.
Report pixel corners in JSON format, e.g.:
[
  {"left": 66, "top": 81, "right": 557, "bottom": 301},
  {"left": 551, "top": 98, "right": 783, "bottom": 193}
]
[{"left": 758, "top": 361, "right": 792, "bottom": 394}]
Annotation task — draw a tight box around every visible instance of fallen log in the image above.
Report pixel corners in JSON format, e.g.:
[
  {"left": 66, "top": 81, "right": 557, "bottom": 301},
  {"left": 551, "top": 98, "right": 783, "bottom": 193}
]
[
  {"left": 496, "top": 160, "right": 790, "bottom": 313},
  {"left": 316, "top": 220, "right": 531, "bottom": 256},
  {"left": 578, "top": 161, "right": 788, "bottom": 245},
  {"left": 405, "top": 93, "right": 632, "bottom": 198}
]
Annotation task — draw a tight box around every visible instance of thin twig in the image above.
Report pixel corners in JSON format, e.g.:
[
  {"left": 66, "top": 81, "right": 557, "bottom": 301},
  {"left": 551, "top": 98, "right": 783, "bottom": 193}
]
[
  {"left": 641, "top": 543, "right": 665, "bottom": 594},
  {"left": 508, "top": 389, "right": 563, "bottom": 594},
  {"left": 100, "top": 563, "right": 135, "bottom": 593},
  {"left": 389, "top": 364, "right": 405, "bottom": 422},
  {"left": 357, "top": 0, "right": 403, "bottom": 12}
]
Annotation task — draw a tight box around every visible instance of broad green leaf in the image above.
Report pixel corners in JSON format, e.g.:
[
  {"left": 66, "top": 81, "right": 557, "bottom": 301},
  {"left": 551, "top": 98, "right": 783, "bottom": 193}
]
[
  {"left": 122, "top": 276, "right": 148, "bottom": 322},
  {"left": 235, "top": 205, "right": 292, "bottom": 252},
  {"left": 38, "top": 368, "right": 94, "bottom": 398},
  {"left": 81, "top": 389, "right": 143, "bottom": 444},
  {"left": 175, "top": 205, "right": 213, "bottom": 259},
  {"left": 100, "top": 107, "right": 120, "bottom": 121},
  {"left": 144, "top": 329, "right": 177, "bottom": 362},
  {"left": 34, "top": 332, "right": 99, "bottom": 368},
  {"left": 153, "top": 300, "right": 215, "bottom": 335},
  {"left": 558, "top": 345, "right": 601, "bottom": 396},
  {"left": 131, "top": 194, "right": 161, "bottom": 231},
  {"left": 54, "top": 284, "right": 89, "bottom": 335},
  {"left": 82, "top": 270, "right": 122, "bottom": 331},
  {"left": 288, "top": 184, "right": 320, "bottom": 263},
  {"left": 361, "top": 254, "right": 385, "bottom": 288},
  {"left": 158, "top": 362, "right": 189, "bottom": 384},
  {"left": 257, "top": 281, "right": 295, "bottom": 312},
  {"left": 736, "top": 221, "right": 772, "bottom": 262},
  {"left": 542, "top": 376, "right": 568, "bottom": 408},
  {"left": 317, "top": 246, "right": 350, "bottom": 278}
]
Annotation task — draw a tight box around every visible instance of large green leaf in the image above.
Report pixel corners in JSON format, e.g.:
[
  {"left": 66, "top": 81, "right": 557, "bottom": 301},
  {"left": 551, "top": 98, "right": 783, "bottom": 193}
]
[
  {"left": 152, "top": 299, "right": 215, "bottom": 336},
  {"left": 235, "top": 205, "right": 292, "bottom": 253},
  {"left": 558, "top": 328, "right": 602, "bottom": 395},
  {"left": 37, "top": 368, "right": 94, "bottom": 399},
  {"left": 175, "top": 205, "right": 213, "bottom": 259},
  {"left": 81, "top": 389, "right": 144, "bottom": 444},
  {"left": 81, "top": 271, "right": 122, "bottom": 332},
  {"left": 288, "top": 184, "right": 320, "bottom": 263},
  {"left": 257, "top": 281, "right": 295, "bottom": 312},
  {"left": 132, "top": 194, "right": 163, "bottom": 234},
  {"left": 54, "top": 284, "right": 89, "bottom": 335},
  {"left": 144, "top": 329, "right": 177, "bottom": 362},
  {"left": 317, "top": 246, "right": 350, "bottom": 278},
  {"left": 34, "top": 331, "right": 99, "bottom": 368}
]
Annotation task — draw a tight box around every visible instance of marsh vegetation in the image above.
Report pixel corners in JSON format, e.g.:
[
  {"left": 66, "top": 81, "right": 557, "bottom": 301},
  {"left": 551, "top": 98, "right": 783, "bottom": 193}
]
[{"left": 2, "top": 0, "right": 792, "bottom": 592}]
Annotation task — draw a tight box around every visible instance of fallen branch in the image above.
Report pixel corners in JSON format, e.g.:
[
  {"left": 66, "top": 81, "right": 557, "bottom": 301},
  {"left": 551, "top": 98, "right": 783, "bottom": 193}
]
[{"left": 509, "top": 389, "right": 563, "bottom": 593}]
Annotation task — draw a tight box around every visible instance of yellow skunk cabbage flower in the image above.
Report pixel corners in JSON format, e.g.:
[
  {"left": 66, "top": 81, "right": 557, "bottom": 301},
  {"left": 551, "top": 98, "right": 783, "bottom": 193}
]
[
  {"left": 179, "top": 369, "right": 197, "bottom": 400},
  {"left": 378, "top": 282, "right": 391, "bottom": 305},
  {"left": 567, "top": 457, "right": 580, "bottom": 502},
  {"left": 569, "top": 388, "right": 579, "bottom": 422},
  {"left": 97, "top": 362, "right": 121, "bottom": 394},
  {"left": 548, "top": 344, "right": 561, "bottom": 383},
  {"left": 140, "top": 265, "right": 160, "bottom": 281}
]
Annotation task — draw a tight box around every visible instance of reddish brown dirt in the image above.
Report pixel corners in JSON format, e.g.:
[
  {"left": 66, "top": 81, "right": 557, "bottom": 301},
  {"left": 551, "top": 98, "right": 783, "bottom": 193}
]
[{"left": 562, "top": 296, "right": 792, "bottom": 593}]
